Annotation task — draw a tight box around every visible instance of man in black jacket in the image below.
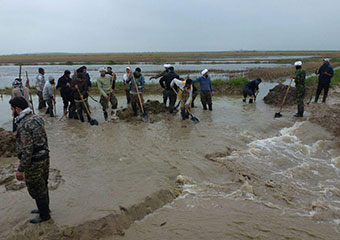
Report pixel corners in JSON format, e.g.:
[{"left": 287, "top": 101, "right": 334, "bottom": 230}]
[
  {"left": 56, "top": 70, "right": 76, "bottom": 118},
  {"left": 159, "top": 66, "right": 179, "bottom": 113},
  {"left": 242, "top": 78, "right": 262, "bottom": 103},
  {"left": 315, "top": 58, "right": 334, "bottom": 103}
]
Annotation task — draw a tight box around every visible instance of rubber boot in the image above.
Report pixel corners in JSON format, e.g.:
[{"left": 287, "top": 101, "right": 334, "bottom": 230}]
[
  {"left": 208, "top": 104, "right": 212, "bottom": 111},
  {"left": 242, "top": 98, "right": 246, "bottom": 103},
  {"left": 104, "top": 111, "right": 108, "bottom": 121},
  {"left": 191, "top": 102, "right": 195, "bottom": 108},
  {"left": 181, "top": 109, "right": 187, "bottom": 120},
  {"left": 322, "top": 96, "right": 327, "bottom": 103},
  {"left": 50, "top": 110, "right": 54, "bottom": 118},
  {"left": 203, "top": 104, "right": 207, "bottom": 110},
  {"left": 249, "top": 98, "right": 253, "bottom": 104},
  {"left": 45, "top": 108, "right": 50, "bottom": 114},
  {"left": 79, "top": 114, "right": 85, "bottom": 122},
  {"left": 30, "top": 196, "right": 51, "bottom": 224}
]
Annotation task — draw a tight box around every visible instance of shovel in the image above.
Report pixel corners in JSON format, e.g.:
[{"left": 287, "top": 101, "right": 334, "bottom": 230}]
[
  {"left": 128, "top": 62, "right": 148, "bottom": 121},
  {"left": 307, "top": 74, "right": 318, "bottom": 105},
  {"left": 172, "top": 88, "right": 199, "bottom": 124},
  {"left": 274, "top": 78, "right": 293, "bottom": 118},
  {"left": 76, "top": 87, "right": 99, "bottom": 125}
]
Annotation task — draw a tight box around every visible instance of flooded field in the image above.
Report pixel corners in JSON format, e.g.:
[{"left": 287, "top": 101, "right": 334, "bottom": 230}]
[
  {"left": 0, "top": 59, "right": 293, "bottom": 88},
  {"left": 0, "top": 84, "right": 339, "bottom": 239}
]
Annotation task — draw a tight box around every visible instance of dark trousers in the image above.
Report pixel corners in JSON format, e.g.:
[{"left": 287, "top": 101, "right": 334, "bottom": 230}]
[
  {"left": 62, "top": 96, "right": 76, "bottom": 118},
  {"left": 75, "top": 99, "right": 91, "bottom": 122},
  {"left": 37, "top": 91, "right": 46, "bottom": 109},
  {"left": 315, "top": 81, "right": 330, "bottom": 103},
  {"left": 45, "top": 99, "right": 54, "bottom": 117},
  {"left": 191, "top": 91, "right": 198, "bottom": 107},
  {"left": 200, "top": 91, "right": 212, "bottom": 109},
  {"left": 131, "top": 93, "right": 144, "bottom": 116},
  {"left": 163, "top": 89, "right": 177, "bottom": 112},
  {"left": 125, "top": 87, "right": 131, "bottom": 104}
]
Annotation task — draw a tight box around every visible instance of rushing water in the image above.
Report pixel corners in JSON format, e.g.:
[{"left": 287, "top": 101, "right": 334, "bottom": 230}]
[{"left": 0, "top": 83, "right": 339, "bottom": 239}]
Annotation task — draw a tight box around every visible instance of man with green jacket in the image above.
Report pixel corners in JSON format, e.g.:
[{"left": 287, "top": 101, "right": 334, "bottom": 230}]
[
  {"left": 97, "top": 68, "right": 117, "bottom": 120},
  {"left": 291, "top": 61, "right": 306, "bottom": 117}
]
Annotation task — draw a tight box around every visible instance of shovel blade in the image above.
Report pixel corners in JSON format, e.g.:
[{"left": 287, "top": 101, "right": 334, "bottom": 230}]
[
  {"left": 190, "top": 116, "right": 200, "bottom": 124},
  {"left": 141, "top": 113, "right": 149, "bottom": 121},
  {"left": 90, "top": 119, "right": 99, "bottom": 126},
  {"left": 274, "top": 112, "right": 282, "bottom": 118}
]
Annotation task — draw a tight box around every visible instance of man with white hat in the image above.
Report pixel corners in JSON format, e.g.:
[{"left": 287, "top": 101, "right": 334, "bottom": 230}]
[
  {"left": 194, "top": 69, "right": 214, "bottom": 110},
  {"left": 97, "top": 68, "right": 118, "bottom": 120},
  {"left": 123, "top": 67, "right": 131, "bottom": 104},
  {"left": 290, "top": 61, "right": 306, "bottom": 117},
  {"left": 149, "top": 64, "right": 170, "bottom": 81},
  {"left": 315, "top": 58, "right": 334, "bottom": 103},
  {"left": 43, "top": 76, "right": 56, "bottom": 117}
]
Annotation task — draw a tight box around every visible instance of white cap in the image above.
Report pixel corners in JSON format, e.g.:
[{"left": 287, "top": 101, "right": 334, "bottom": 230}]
[
  {"left": 294, "top": 61, "right": 302, "bottom": 67},
  {"left": 126, "top": 67, "right": 131, "bottom": 70},
  {"left": 99, "top": 67, "right": 106, "bottom": 72},
  {"left": 201, "top": 69, "right": 208, "bottom": 75},
  {"left": 48, "top": 75, "right": 55, "bottom": 82},
  {"left": 164, "top": 64, "right": 171, "bottom": 68},
  {"left": 323, "top": 58, "right": 330, "bottom": 62}
]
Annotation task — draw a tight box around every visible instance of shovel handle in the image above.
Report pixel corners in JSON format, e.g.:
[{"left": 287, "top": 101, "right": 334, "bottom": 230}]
[{"left": 279, "top": 78, "right": 293, "bottom": 112}]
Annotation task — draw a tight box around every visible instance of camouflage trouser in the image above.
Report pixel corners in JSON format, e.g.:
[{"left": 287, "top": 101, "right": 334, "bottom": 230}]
[
  {"left": 200, "top": 91, "right": 212, "bottom": 107},
  {"left": 100, "top": 94, "right": 118, "bottom": 111},
  {"left": 25, "top": 158, "right": 49, "bottom": 200},
  {"left": 130, "top": 93, "right": 144, "bottom": 115},
  {"left": 296, "top": 86, "right": 305, "bottom": 105}
]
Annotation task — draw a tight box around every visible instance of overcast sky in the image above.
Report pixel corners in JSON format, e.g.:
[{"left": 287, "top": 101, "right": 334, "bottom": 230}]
[{"left": 0, "top": 0, "right": 339, "bottom": 55}]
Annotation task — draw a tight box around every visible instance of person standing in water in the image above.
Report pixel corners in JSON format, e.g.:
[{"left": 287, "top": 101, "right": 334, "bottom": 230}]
[
  {"left": 242, "top": 78, "right": 262, "bottom": 103},
  {"left": 194, "top": 69, "right": 214, "bottom": 110},
  {"left": 10, "top": 96, "right": 51, "bottom": 224},
  {"left": 291, "top": 61, "right": 306, "bottom": 117}
]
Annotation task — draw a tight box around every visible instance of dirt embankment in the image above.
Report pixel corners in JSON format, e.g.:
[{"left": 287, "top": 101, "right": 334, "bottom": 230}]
[
  {"left": 0, "top": 128, "right": 16, "bottom": 158},
  {"left": 116, "top": 100, "right": 175, "bottom": 121},
  {"left": 263, "top": 84, "right": 297, "bottom": 106}
]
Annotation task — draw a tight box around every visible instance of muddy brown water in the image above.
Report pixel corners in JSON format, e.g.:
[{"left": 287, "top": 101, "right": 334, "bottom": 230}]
[{"left": 0, "top": 87, "right": 339, "bottom": 239}]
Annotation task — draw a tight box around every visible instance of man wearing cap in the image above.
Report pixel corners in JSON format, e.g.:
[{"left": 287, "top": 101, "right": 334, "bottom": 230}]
[
  {"left": 194, "top": 69, "right": 214, "bottom": 110},
  {"left": 36, "top": 68, "right": 46, "bottom": 109},
  {"left": 126, "top": 67, "right": 145, "bottom": 117},
  {"left": 56, "top": 70, "right": 75, "bottom": 118},
  {"left": 10, "top": 96, "right": 51, "bottom": 224},
  {"left": 159, "top": 66, "right": 180, "bottom": 112},
  {"left": 149, "top": 64, "right": 170, "bottom": 80},
  {"left": 315, "top": 58, "right": 334, "bottom": 103},
  {"left": 97, "top": 68, "right": 118, "bottom": 120},
  {"left": 291, "top": 61, "right": 306, "bottom": 117},
  {"left": 170, "top": 78, "right": 193, "bottom": 120},
  {"left": 123, "top": 67, "right": 131, "bottom": 104}
]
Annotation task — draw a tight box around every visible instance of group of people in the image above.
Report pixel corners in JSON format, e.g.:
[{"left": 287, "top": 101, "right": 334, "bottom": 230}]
[{"left": 9, "top": 58, "right": 335, "bottom": 225}]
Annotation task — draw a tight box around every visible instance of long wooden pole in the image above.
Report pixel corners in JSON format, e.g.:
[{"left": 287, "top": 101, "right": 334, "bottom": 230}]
[{"left": 25, "top": 71, "right": 35, "bottom": 114}]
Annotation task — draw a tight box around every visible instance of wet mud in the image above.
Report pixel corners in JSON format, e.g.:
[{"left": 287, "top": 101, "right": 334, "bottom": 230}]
[
  {"left": 263, "top": 83, "right": 297, "bottom": 106},
  {"left": 0, "top": 128, "right": 16, "bottom": 158},
  {"left": 116, "top": 100, "right": 176, "bottom": 121},
  {"left": 0, "top": 164, "right": 63, "bottom": 191}
]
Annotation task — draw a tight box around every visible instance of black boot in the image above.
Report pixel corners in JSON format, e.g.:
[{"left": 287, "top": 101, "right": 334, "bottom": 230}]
[
  {"left": 203, "top": 104, "right": 207, "bottom": 110},
  {"left": 104, "top": 111, "right": 108, "bottom": 121},
  {"left": 30, "top": 197, "right": 51, "bottom": 224},
  {"left": 249, "top": 98, "right": 253, "bottom": 104},
  {"left": 191, "top": 102, "right": 195, "bottom": 108},
  {"left": 45, "top": 108, "right": 50, "bottom": 114},
  {"left": 208, "top": 104, "right": 212, "bottom": 111},
  {"left": 79, "top": 115, "right": 85, "bottom": 122}
]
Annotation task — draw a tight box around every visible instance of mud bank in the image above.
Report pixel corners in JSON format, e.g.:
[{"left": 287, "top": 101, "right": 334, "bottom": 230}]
[
  {"left": 116, "top": 100, "right": 174, "bottom": 121},
  {"left": 263, "top": 84, "right": 297, "bottom": 106},
  {"left": 0, "top": 128, "right": 16, "bottom": 158},
  {"left": 7, "top": 188, "right": 180, "bottom": 240}
]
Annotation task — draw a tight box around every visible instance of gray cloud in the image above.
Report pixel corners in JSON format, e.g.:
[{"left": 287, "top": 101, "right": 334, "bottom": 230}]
[{"left": 0, "top": 0, "right": 339, "bottom": 54}]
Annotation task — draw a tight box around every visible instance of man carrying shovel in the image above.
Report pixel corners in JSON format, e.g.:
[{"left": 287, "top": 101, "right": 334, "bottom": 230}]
[
  {"left": 126, "top": 67, "right": 146, "bottom": 117},
  {"left": 171, "top": 78, "right": 194, "bottom": 121},
  {"left": 291, "top": 61, "right": 306, "bottom": 117},
  {"left": 97, "top": 68, "right": 118, "bottom": 121}
]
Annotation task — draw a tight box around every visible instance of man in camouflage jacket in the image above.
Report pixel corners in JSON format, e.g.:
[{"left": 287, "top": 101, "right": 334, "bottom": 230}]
[
  {"left": 291, "top": 61, "right": 306, "bottom": 117},
  {"left": 10, "top": 96, "right": 51, "bottom": 224}
]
